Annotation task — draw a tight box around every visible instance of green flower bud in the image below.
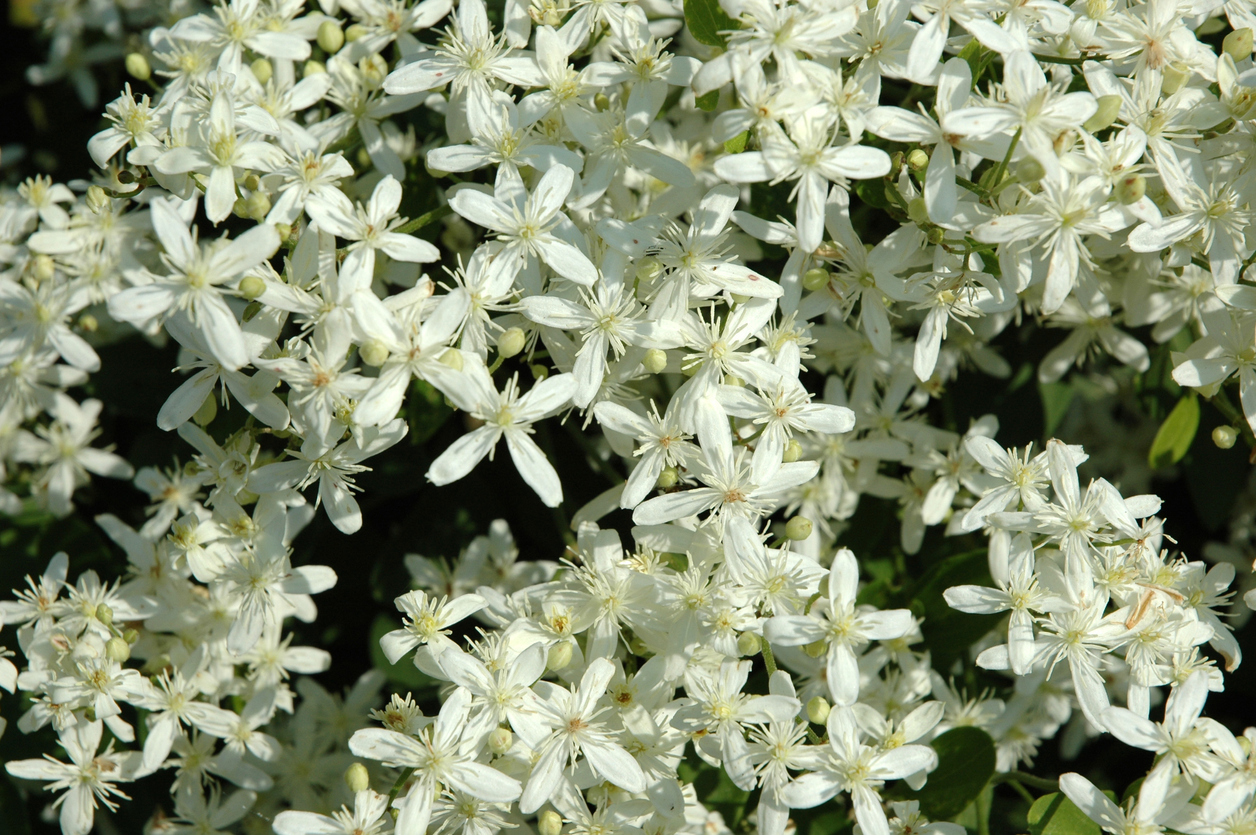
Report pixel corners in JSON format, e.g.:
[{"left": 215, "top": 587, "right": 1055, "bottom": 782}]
[
  {"left": 538, "top": 810, "right": 564, "bottom": 835},
  {"left": 804, "top": 638, "right": 828, "bottom": 658},
  {"left": 642, "top": 348, "right": 668, "bottom": 374},
  {"left": 635, "top": 257, "right": 662, "bottom": 284},
  {"left": 304, "top": 60, "right": 327, "bottom": 77},
  {"left": 78, "top": 314, "right": 98, "bottom": 333},
  {"left": 785, "top": 516, "right": 813, "bottom": 541},
  {"left": 345, "top": 763, "right": 371, "bottom": 793},
  {"left": 803, "top": 267, "right": 831, "bottom": 291},
  {"left": 238, "top": 275, "right": 267, "bottom": 301},
  {"left": 1214, "top": 425, "right": 1239, "bottom": 449},
  {"left": 1225, "top": 28, "right": 1254, "bottom": 62},
  {"left": 1082, "top": 94, "right": 1124, "bottom": 133},
  {"left": 737, "top": 632, "right": 761, "bottom": 656},
  {"left": 907, "top": 148, "right": 929, "bottom": 172},
  {"left": 926, "top": 226, "right": 945, "bottom": 245},
  {"left": 194, "top": 392, "right": 218, "bottom": 427},
  {"left": 123, "top": 628, "right": 140, "bottom": 645},
  {"left": 32, "top": 254, "right": 56, "bottom": 282},
  {"left": 1115, "top": 174, "right": 1146, "bottom": 205},
  {"left": 246, "top": 191, "right": 271, "bottom": 221},
  {"left": 731, "top": 293, "right": 750, "bottom": 305},
  {"left": 360, "top": 338, "right": 390, "bottom": 367},
  {"left": 1161, "top": 61, "right": 1191, "bottom": 96},
  {"left": 547, "top": 641, "right": 573, "bottom": 671},
  {"left": 318, "top": 20, "right": 345, "bottom": 54},
  {"left": 345, "top": 23, "right": 367, "bottom": 41},
  {"left": 656, "top": 466, "right": 679, "bottom": 489},
  {"left": 723, "top": 374, "right": 744, "bottom": 387},
  {"left": 782, "top": 439, "right": 803, "bottom": 463},
  {"left": 126, "top": 53, "right": 151, "bottom": 81},
  {"left": 594, "top": 93, "right": 611, "bottom": 111},
  {"left": 86, "top": 185, "right": 110, "bottom": 213},
  {"left": 488, "top": 727, "right": 514, "bottom": 754},
  {"left": 1014, "top": 156, "right": 1045, "bottom": 184},
  {"left": 806, "top": 695, "right": 830, "bottom": 725},
  {"left": 106, "top": 637, "right": 131, "bottom": 663},
  {"left": 275, "top": 222, "right": 293, "bottom": 243},
  {"left": 439, "top": 348, "right": 464, "bottom": 371},
  {"left": 907, "top": 197, "right": 929, "bottom": 225},
  {"left": 232, "top": 197, "right": 250, "bottom": 218},
  {"left": 530, "top": 363, "right": 549, "bottom": 380},
  {"left": 497, "top": 327, "right": 526, "bottom": 358},
  {"left": 96, "top": 604, "right": 115, "bottom": 626},
  {"left": 251, "top": 58, "right": 273, "bottom": 85}
]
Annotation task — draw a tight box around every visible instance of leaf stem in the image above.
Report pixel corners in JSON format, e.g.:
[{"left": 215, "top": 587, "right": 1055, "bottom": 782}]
[{"left": 759, "top": 635, "right": 777, "bottom": 676}]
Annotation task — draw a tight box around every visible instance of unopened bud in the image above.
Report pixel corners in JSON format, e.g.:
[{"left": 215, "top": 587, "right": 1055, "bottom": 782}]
[
  {"left": 238, "top": 275, "right": 267, "bottom": 301},
  {"left": 785, "top": 516, "right": 813, "bottom": 541},
  {"left": 360, "top": 338, "right": 389, "bottom": 367},
  {"left": 1115, "top": 174, "right": 1146, "bottom": 205},
  {"left": 244, "top": 173, "right": 262, "bottom": 192},
  {"left": 1014, "top": 156, "right": 1045, "bottom": 183},
  {"left": 731, "top": 293, "right": 750, "bottom": 305},
  {"left": 251, "top": 58, "right": 273, "bottom": 85},
  {"left": 78, "top": 314, "right": 98, "bottom": 333},
  {"left": 488, "top": 727, "right": 514, "bottom": 754},
  {"left": 86, "top": 185, "right": 110, "bottom": 213},
  {"left": 782, "top": 439, "right": 803, "bottom": 463},
  {"left": 737, "top": 632, "right": 761, "bottom": 656},
  {"left": 233, "top": 197, "right": 250, "bottom": 218},
  {"left": 635, "top": 257, "right": 662, "bottom": 284},
  {"left": 926, "top": 226, "right": 945, "bottom": 245},
  {"left": 803, "top": 267, "right": 830, "bottom": 291},
  {"left": 304, "top": 60, "right": 327, "bottom": 77},
  {"left": 1082, "top": 95, "right": 1123, "bottom": 133},
  {"left": 804, "top": 638, "right": 828, "bottom": 658},
  {"left": 656, "top": 466, "right": 679, "bottom": 490},
  {"left": 1225, "top": 28, "right": 1254, "bottom": 61},
  {"left": 345, "top": 23, "right": 367, "bottom": 41},
  {"left": 318, "top": 20, "right": 345, "bottom": 54},
  {"left": 547, "top": 642, "right": 573, "bottom": 671},
  {"left": 1085, "top": 0, "right": 1108, "bottom": 18},
  {"left": 126, "top": 52, "right": 151, "bottom": 81},
  {"left": 538, "top": 810, "right": 564, "bottom": 835},
  {"left": 123, "top": 628, "right": 140, "bottom": 645},
  {"left": 32, "top": 254, "right": 56, "bottom": 282},
  {"left": 642, "top": 348, "right": 668, "bottom": 374},
  {"left": 497, "top": 327, "right": 526, "bottom": 358},
  {"left": 594, "top": 93, "right": 611, "bottom": 111},
  {"left": 439, "top": 348, "right": 464, "bottom": 371},
  {"left": 806, "top": 696, "right": 830, "bottom": 725},
  {"left": 1161, "top": 61, "right": 1191, "bottom": 96},
  {"left": 194, "top": 392, "right": 218, "bottom": 427},
  {"left": 724, "top": 374, "right": 744, "bottom": 387},
  {"left": 95, "top": 604, "right": 115, "bottom": 626},
  {"left": 275, "top": 222, "right": 293, "bottom": 243},
  {"left": 1214, "top": 425, "right": 1239, "bottom": 449},
  {"left": 530, "top": 363, "right": 549, "bottom": 380},
  {"left": 907, "top": 149, "right": 929, "bottom": 172},
  {"left": 246, "top": 191, "right": 271, "bottom": 221},
  {"left": 907, "top": 197, "right": 929, "bottom": 225},
  {"left": 106, "top": 637, "right": 131, "bottom": 663},
  {"left": 345, "top": 763, "right": 370, "bottom": 793},
  {"left": 361, "top": 54, "right": 388, "bottom": 87}
]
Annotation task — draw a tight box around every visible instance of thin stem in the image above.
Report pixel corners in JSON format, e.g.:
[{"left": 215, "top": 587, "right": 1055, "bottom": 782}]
[
  {"left": 387, "top": 767, "right": 416, "bottom": 807},
  {"left": 976, "top": 788, "right": 991, "bottom": 835},
  {"left": 998, "top": 770, "right": 1061, "bottom": 792},
  {"left": 987, "top": 127, "right": 1021, "bottom": 205},
  {"left": 759, "top": 635, "right": 778, "bottom": 676},
  {"left": 394, "top": 203, "right": 453, "bottom": 236},
  {"left": 1003, "top": 777, "right": 1036, "bottom": 805},
  {"left": 1211, "top": 387, "right": 1256, "bottom": 450}
]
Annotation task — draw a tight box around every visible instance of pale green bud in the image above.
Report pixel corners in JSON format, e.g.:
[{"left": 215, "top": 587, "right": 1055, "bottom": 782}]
[
  {"left": 656, "top": 466, "right": 679, "bottom": 490},
  {"left": 123, "top": 628, "right": 140, "bottom": 645},
  {"left": 498, "top": 327, "right": 526, "bottom": 358},
  {"left": 345, "top": 763, "right": 371, "bottom": 793},
  {"left": 1225, "top": 28, "right": 1254, "bottom": 62},
  {"left": 238, "top": 275, "right": 267, "bottom": 301},
  {"left": 806, "top": 696, "right": 830, "bottom": 725},
  {"left": 194, "top": 393, "right": 218, "bottom": 427},
  {"left": 1115, "top": 174, "right": 1146, "bottom": 205},
  {"left": 724, "top": 374, "right": 744, "bottom": 387},
  {"left": 275, "top": 222, "right": 293, "bottom": 243},
  {"left": 547, "top": 642, "right": 573, "bottom": 670},
  {"left": 737, "top": 632, "right": 761, "bottom": 656},
  {"left": 803, "top": 267, "right": 830, "bottom": 291},
  {"left": 642, "top": 348, "right": 668, "bottom": 374},
  {"left": 106, "top": 637, "right": 131, "bottom": 663},
  {"left": 439, "top": 348, "right": 464, "bottom": 371},
  {"left": 78, "top": 314, "right": 98, "bottom": 333},
  {"left": 345, "top": 23, "right": 367, "bottom": 41},
  {"left": 731, "top": 293, "right": 750, "bottom": 305},
  {"left": 304, "top": 60, "right": 327, "bottom": 77},
  {"left": 804, "top": 639, "right": 828, "bottom": 658},
  {"left": 530, "top": 363, "right": 549, "bottom": 380},
  {"left": 538, "top": 810, "right": 564, "bottom": 835},
  {"left": 635, "top": 257, "right": 662, "bottom": 283},
  {"left": 86, "top": 185, "right": 110, "bottom": 213},
  {"left": 232, "top": 197, "right": 250, "bottom": 218},
  {"left": 782, "top": 439, "right": 803, "bottom": 463},
  {"left": 360, "top": 338, "right": 390, "bottom": 367},
  {"left": 251, "top": 58, "right": 273, "bottom": 85},
  {"left": 488, "top": 727, "right": 514, "bottom": 754},
  {"left": 361, "top": 54, "right": 387, "bottom": 87},
  {"left": 907, "top": 197, "right": 929, "bottom": 225},
  {"left": 926, "top": 226, "right": 945, "bottom": 245},
  {"left": 594, "top": 93, "right": 611, "bottom": 111},
  {"left": 126, "top": 53, "right": 151, "bottom": 81},
  {"left": 907, "top": 148, "right": 929, "bottom": 172},
  {"left": 318, "top": 20, "right": 345, "bottom": 54},
  {"left": 785, "top": 516, "right": 813, "bottom": 541},
  {"left": 1082, "top": 94, "right": 1123, "bottom": 133},
  {"left": 1161, "top": 61, "right": 1191, "bottom": 96},
  {"left": 1214, "top": 425, "right": 1239, "bottom": 449},
  {"left": 32, "top": 254, "right": 56, "bottom": 282},
  {"left": 1014, "top": 156, "right": 1045, "bottom": 183},
  {"left": 96, "top": 604, "right": 115, "bottom": 626}
]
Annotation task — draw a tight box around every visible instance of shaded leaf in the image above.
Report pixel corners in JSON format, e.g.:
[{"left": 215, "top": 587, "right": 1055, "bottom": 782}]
[
  {"left": 1148, "top": 394, "right": 1198, "bottom": 469},
  {"left": 900, "top": 727, "right": 996, "bottom": 821},
  {"left": 1027, "top": 793, "right": 1100, "bottom": 835},
  {"left": 369, "top": 614, "right": 440, "bottom": 690},
  {"left": 684, "top": 0, "right": 738, "bottom": 47}
]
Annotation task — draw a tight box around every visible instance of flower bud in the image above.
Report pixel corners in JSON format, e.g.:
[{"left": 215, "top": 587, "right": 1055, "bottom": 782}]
[
  {"left": 194, "top": 392, "right": 218, "bottom": 427},
  {"left": 1082, "top": 95, "right": 1123, "bottom": 133},
  {"left": 275, "top": 222, "right": 293, "bottom": 243},
  {"left": 724, "top": 374, "right": 744, "bottom": 387},
  {"left": 251, "top": 58, "right": 273, "bottom": 85},
  {"left": 1115, "top": 174, "right": 1146, "bottom": 205},
  {"left": 304, "top": 60, "right": 327, "bottom": 77},
  {"left": 123, "top": 628, "right": 140, "bottom": 645},
  {"left": 345, "top": 23, "right": 367, "bottom": 41},
  {"left": 1014, "top": 156, "right": 1045, "bottom": 184},
  {"left": 926, "top": 226, "right": 945, "bottom": 245},
  {"left": 1225, "top": 28, "right": 1254, "bottom": 61},
  {"left": 1214, "top": 425, "right": 1239, "bottom": 449},
  {"left": 907, "top": 197, "right": 929, "bottom": 225},
  {"left": 87, "top": 185, "right": 110, "bottom": 213},
  {"left": 737, "top": 632, "right": 761, "bottom": 656},
  {"left": 635, "top": 257, "right": 662, "bottom": 284},
  {"left": 806, "top": 696, "right": 830, "bottom": 725},
  {"left": 782, "top": 439, "right": 803, "bottom": 463},
  {"left": 785, "top": 516, "right": 813, "bottom": 541},
  {"left": 126, "top": 53, "right": 152, "bottom": 81},
  {"left": 360, "top": 338, "right": 390, "bottom": 367},
  {"left": 594, "top": 93, "right": 611, "bottom": 111},
  {"left": 907, "top": 149, "right": 929, "bottom": 172},
  {"left": 32, "top": 254, "right": 56, "bottom": 282},
  {"left": 538, "top": 810, "right": 564, "bottom": 835},
  {"left": 547, "top": 641, "right": 573, "bottom": 671},
  {"left": 78, "top": 314, "right": 98, "bottom": 333},
  {"left": 233, "top": 197, "right": 250, "bottom": 218},
  {"left": 439, "top": 348, "right": 464, "bottom": 371},
  {"left": 345, "top": 763, "right": 371, "bottom": 793},
  {"left": 488, "top": 727, "right": 514, "bottom": 754},
  {"left": 1085, "top": 0, "right": 1108, "bottom": 18},
  {"left": 238, "top": 275, "right": 267, "bottom": 301},
  {"left": 1161, "top": 61, "right": 1191, "bottom": 96},
  {"left": 497, "top": 327, "right": 526, "bottom": 358},
  {"left": 530, "top": 363, "right": 549, "bottom": 380},
  {"left": 106, "top": 637, "right": 131, "bottom": 663},
  {"left": 731, "top": 293, "right": 750, "bottom": 306},
  {"left": 246, "top": 190, "right": 271, "bottom": 221},
  {"left": 318, "top": 20, "right": 345, "bottom": 54},
  {"left": 804, "top": 638, "right": 827, "bottom": 658},
  {"left": 656, "top": 466, "right": 679, "bottom": 490},
  {"left": 96, "top": 604, "right": 115, "bottom": 626},
  {"left": 361, "top": 54, "right": 388, "bottom": 87},
  {"left": 642, "top": 348, "right": 668, "bottom": 374},
  {"left": 803, "top": 268, "right": 830, "bottom": 291}
]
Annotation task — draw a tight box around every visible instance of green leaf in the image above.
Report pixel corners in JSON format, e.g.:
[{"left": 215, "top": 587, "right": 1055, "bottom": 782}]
[
  {"left": 723, "top": 130, "right": 750, "bottom": 154},
  {"left": 684, "top": 0, "right": 738, "bottom": 47},
  {"left": 900, "top": 727, "right": 997, "bottom": 820},
  {"left": 369, "top": 614, "right": 439, "bottom": 690},
  {"left": 853, "top": 178, "right": 892, "bottom": 210},
  {"left": 1148, "top": 393, "right": 1199, "bottom": 469},
  {"left": 406, "top": 378, "right": 453, "bottom": 445},
  {"left": 696, "top": 90, "right": 720, "bottom": 111},
  {"left": 1027, "top": 793, "right": 1100, "bottom": 835},
  {"left": 1039, "top": 380, "right": 1074, "bottom": 437},
  {"left": 678, "top": 754, "right": 751, "bottom": 828},
  {"left": 906, "top": 549, "right": 1000, "bottom": 673}
]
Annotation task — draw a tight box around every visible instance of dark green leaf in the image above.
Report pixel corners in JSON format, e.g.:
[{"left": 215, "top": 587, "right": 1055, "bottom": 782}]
[
  {"left": 678, "top": 755, "right": 751, "bottom": 828},
  {"left": 369, "top": 614, "right": 440, "bottom": 690},
  {"left": 900, "top": 727, "right": 997, "bottom": 820},
  {"left": 1027, "top": 793, "right": 1100, "bottom": 835},
  {"left": 1148, "top": 394, "right": 1199, "bottom": 469},
  {"left": 907, "top": 549, "right": 1000, "bottom": 673},
  {"left": 407, "top": 379, "right": 453, "bottom": 445},
  {"left": 853, "top": 178, "right": 892, "bottom": 210},
  {"left": 1039, "top": 380, "right": 1074, "bottom": 437},
  {"left": 684, "top": 0, "right": 738, "bottom": 47}
]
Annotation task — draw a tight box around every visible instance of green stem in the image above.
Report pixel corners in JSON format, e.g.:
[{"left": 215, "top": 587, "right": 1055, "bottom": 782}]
[
  {"left": 759, "top": 635, "right": 778, "bottom": 676},
  {"left": 987, "top": 127, "right": 1021, "bottom": 205},
  {"left": 387, "top": 767, "right": 416, "bottom": 807},
  {"left": 1003, "top": 777, "right": 1037, "bottom": 805},
  {"left": 976, "top": 788, "right": 991, "bottom": 835},
  {"left": 1210, "top": 387, "right": 1256, "bottom": 449},
  {"left": 394, "top": 203, "right": 453, "bottom": 236},
  {"left": 998, "top": 770, "right": 1061, "bottom": 792},
  {"left": 1032, "top": 53, "right": 1098, "bottom": 65}
]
